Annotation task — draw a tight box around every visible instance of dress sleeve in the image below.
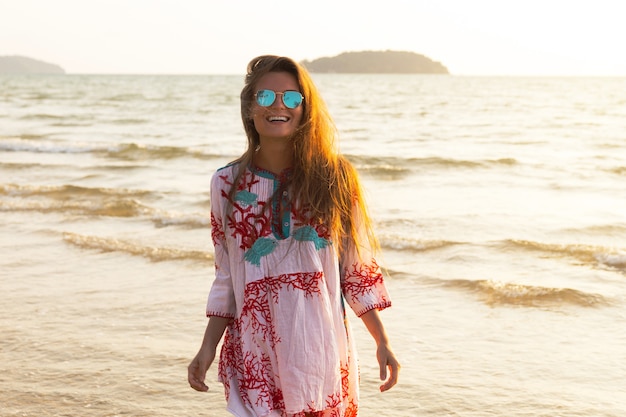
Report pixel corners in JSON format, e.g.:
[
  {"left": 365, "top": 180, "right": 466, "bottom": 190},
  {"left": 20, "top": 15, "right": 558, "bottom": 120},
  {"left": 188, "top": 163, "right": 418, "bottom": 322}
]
[
  {"left": 205, "top": 170, "right": 236, "bottom": 318},
  {"left": 339, "top": 203, "right": 392, "bottom": 317}
]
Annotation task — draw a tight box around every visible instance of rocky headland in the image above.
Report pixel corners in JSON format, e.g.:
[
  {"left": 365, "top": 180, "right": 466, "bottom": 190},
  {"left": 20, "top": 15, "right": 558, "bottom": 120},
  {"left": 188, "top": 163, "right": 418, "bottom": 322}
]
[
  {"left": 301, "top": 50, "right": 449, "bottom": 74},
  {"left": 0, "top": 56, "right": 65, "bottom": 74}
]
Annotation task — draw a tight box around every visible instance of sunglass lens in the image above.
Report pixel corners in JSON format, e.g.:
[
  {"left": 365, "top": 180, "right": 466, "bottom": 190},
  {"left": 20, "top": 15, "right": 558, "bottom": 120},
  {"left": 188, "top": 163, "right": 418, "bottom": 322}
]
[
  {"left": 283, "top": 91, "right": 303, "bottom": 109},
  {"left": 256, "top": 90, "right": 276, "bottom": 107}
]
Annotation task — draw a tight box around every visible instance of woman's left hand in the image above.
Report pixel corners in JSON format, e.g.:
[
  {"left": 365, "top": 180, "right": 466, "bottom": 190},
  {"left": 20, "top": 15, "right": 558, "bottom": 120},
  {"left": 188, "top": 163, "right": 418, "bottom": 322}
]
[{"left": 376, "top": 342, "right": 400, "bottom": 391}]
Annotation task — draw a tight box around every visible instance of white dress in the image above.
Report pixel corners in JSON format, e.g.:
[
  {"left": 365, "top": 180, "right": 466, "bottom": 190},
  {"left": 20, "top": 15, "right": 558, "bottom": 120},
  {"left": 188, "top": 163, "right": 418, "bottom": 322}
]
[{"left": 206, "top": 163, "right": 391, "bottom": 417}]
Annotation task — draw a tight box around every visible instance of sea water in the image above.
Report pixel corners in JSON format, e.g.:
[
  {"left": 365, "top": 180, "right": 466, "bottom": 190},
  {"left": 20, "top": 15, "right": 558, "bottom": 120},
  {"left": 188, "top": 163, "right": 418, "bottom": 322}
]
[{"left": 1, "top": 74, "right": 625, "bottom": 416}]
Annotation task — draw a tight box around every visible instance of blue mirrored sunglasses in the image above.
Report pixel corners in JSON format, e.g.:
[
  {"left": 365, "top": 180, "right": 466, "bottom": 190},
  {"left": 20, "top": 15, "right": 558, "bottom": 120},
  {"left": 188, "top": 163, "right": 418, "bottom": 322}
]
[{"left": 254, "top": 89, "right": 304, "bottom": 109}]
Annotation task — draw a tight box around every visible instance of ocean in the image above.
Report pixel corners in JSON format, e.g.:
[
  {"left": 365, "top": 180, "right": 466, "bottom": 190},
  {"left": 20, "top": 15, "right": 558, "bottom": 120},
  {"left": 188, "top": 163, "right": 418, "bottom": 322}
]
[{"left": 1, "top": 73, "right": 625, "bottom": 417}]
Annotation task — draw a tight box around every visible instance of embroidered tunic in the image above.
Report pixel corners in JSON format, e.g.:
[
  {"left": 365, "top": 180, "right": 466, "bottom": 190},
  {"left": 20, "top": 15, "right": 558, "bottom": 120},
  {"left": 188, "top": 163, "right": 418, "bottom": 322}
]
[{"left": 206, "top": 162, "right": 391, "bottom": 417}]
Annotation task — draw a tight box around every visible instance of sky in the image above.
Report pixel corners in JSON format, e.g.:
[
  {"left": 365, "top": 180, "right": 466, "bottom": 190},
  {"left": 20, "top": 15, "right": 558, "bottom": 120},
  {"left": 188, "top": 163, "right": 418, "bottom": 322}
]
[{"left": 1, "top": 0, "right": 625, "bottom": 76}]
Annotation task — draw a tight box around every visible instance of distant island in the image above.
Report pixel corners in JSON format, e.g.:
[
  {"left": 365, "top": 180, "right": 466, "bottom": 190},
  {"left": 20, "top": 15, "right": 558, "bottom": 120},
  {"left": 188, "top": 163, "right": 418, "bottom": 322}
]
[
  {"left": 301, "top": 50, "right": 449, "bottom": 74},
  {"left": 0, "top": 56, "right": 65, "bottom": 74}
]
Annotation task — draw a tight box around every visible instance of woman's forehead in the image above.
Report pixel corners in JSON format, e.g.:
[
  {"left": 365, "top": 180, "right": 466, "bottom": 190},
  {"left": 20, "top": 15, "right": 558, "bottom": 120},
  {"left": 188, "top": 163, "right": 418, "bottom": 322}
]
[{"left": 255, "top": 71, "right": 299, "bottom": 90}]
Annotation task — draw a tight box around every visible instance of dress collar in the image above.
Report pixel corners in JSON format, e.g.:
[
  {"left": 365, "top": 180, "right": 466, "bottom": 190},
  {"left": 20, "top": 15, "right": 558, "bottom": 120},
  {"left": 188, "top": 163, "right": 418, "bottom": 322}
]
[{"left": 249, "top": 163, "right": 293, "bottom": 180}]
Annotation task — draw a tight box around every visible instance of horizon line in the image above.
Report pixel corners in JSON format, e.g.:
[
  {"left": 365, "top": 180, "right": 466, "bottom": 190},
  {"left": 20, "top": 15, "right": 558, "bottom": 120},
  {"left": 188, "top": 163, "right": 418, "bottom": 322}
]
[{"left": 3, "top": 72, "right": 626, "bottom": 78}]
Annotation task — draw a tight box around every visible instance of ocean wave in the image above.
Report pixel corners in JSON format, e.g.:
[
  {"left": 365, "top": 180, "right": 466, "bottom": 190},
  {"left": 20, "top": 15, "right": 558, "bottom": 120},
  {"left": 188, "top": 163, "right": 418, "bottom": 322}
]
[
  {"left": 1, "top": 183, "right": 153, "bottom": 217},
  {"left": 104, "top": 143, "right": 217, "bottom": 160},
  {"left": 151, "top": 212, "right": 210, "bottom": 229},
  {"left": 355, "top": 164, "right": 412, "bottom": 180},
  {"left": 18, "top": 112, "right": 96, "bottom": 123},
  {"left": 609, "top": 166, "right": 626, "bottom": 176},
  {"left": 1, "top": 183, "right": 209, "bottom": 227},
  {"left": 379, "top": 235, "right": 460, "bottom": 252},
  {"left": 50, "top": 121, "right": 94, "bottom": 127},
  {"left": 0, "top": 198, "right": 150, "bottom": 218},
  {"left": 434, "top": 278, "right": 610, "bottom": 308},
  {"left": 0, "top": 139, "right": 98, "bottom": 154},
  {"left": 1, "top": 183, "right": 152, "bottom": 199},
  {"left": 595, "top": 253, "right": 626, "bottom": 270},
  {"left": 0, "top": 162, "right": 51, "bottom": 170},
  {"left": 562, "top": 223, "right": 626, "bottom": 237},
  {"left": 108, "top": 118, "right": 149, "bottom": 125},
  {"left": 19, "top": 113, "right": 66, "bottom": 120},
  {"left": 0, "top": 133, "right": 49, "bottom": 141},
  {"left": 63, "top": 232, "right": 213, "bottom": 263},
  {"left": 504, "top": 239, "right": 626, "bottom": 272},
  {"left": 347, "top": 154, "right": 518, "bottom": 177},
  {"left": 102, "top": 93, "right": 148, "bottom": 102},
  {"left": 0, "top": 139, "right": 226, "bottom": 161}
]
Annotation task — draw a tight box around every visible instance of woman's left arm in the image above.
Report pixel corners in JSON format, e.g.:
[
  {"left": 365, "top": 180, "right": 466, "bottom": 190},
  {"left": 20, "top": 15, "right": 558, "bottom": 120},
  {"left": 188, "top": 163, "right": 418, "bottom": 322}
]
[{"left": 359, "top": 308, "right": 400, "bottom": 392}]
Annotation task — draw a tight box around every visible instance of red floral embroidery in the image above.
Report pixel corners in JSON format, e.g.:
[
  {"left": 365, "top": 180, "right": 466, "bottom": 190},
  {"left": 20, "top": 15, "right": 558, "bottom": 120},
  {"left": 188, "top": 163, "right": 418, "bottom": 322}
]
[
  {"left": 266, "top": 272, "right": 324, "bottom": 301},
  {"left": 292, "top": 204, "right": 331, "bottom": 240},
  {"left": 344, "top": 401, "right": 358, "bottom": 417},
  {"left": 342, "top": 258, "right": 385, "bottom": 302},
  {"left": 324, "top": 392, "right": 342, "bottom": 410},
  {"left": 222, "top": 272, "right": 327, "bottom": 413},
  {"left": 340, "top": 361, "right": 350, "bottom": 399},
  {"left": 220, "top": 171, "right": 271, "bottom": 251},
  {"left": 218, "top": 324, "right": 242, "bottom": 393},
  {"left": 241, "top": 272, "right": 323, "bottom": 349},
  {"left": 241, "top": 350, "right": 284, "bottom": 409},
  {"left": 210, "top": 212, "right": 225, "bottom": 246}
]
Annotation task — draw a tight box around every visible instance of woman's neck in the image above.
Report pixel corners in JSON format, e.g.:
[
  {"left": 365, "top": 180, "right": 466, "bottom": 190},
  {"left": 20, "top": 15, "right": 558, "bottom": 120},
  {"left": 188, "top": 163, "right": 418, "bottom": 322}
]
[{"left": 254, "top": 138, "right": 293, "bottom": 174}]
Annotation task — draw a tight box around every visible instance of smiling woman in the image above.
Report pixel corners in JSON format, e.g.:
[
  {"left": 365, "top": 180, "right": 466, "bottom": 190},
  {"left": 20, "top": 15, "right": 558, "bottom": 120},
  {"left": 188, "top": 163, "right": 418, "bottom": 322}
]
[{"left": 187, "top": 55, "right": 400, "bottom": 417}]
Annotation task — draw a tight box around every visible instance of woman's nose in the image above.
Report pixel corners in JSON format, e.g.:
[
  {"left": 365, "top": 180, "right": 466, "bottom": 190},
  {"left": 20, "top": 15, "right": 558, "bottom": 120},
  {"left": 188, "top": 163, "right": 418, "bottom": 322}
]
[{"left": 270, "top": 92, "right": 285, "bottom": 108}]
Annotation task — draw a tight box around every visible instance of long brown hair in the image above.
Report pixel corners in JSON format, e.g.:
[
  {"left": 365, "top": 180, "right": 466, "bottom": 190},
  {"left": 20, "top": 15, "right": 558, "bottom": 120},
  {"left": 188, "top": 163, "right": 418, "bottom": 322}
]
[{"left": 229, "top": 55, "right": 378, "bottom": 255}]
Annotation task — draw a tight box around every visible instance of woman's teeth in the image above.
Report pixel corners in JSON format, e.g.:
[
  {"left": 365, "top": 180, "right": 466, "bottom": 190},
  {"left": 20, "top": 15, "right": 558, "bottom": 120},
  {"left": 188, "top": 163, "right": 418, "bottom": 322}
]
[{"left": 267, "top": 116, "right": 288, "bottom": 122}]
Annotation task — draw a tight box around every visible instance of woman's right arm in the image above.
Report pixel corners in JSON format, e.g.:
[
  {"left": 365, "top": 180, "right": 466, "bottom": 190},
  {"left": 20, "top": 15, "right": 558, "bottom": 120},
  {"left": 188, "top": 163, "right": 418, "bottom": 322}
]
[
  {"left": 187, "top": 316, "right": 231, "bottom": 392},
  {"left": 189, "top": 169, "right": 235, "bottom": 392}
]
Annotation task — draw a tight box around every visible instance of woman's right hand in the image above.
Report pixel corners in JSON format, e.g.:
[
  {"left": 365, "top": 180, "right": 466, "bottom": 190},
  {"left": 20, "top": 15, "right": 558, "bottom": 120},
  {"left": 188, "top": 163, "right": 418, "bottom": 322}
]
[
  {"left": 187, "top": 316, "right": 231, "bottom": 392},
  {"left": 187, "top": 346, "right": 216, "bottom": 392}
]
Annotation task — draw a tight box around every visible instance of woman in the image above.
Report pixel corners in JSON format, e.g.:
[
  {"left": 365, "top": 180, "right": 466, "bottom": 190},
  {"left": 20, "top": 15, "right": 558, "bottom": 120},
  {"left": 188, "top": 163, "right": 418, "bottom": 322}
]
[{"left": 188, "top": 55, "right": 399, "bottom": 417}]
